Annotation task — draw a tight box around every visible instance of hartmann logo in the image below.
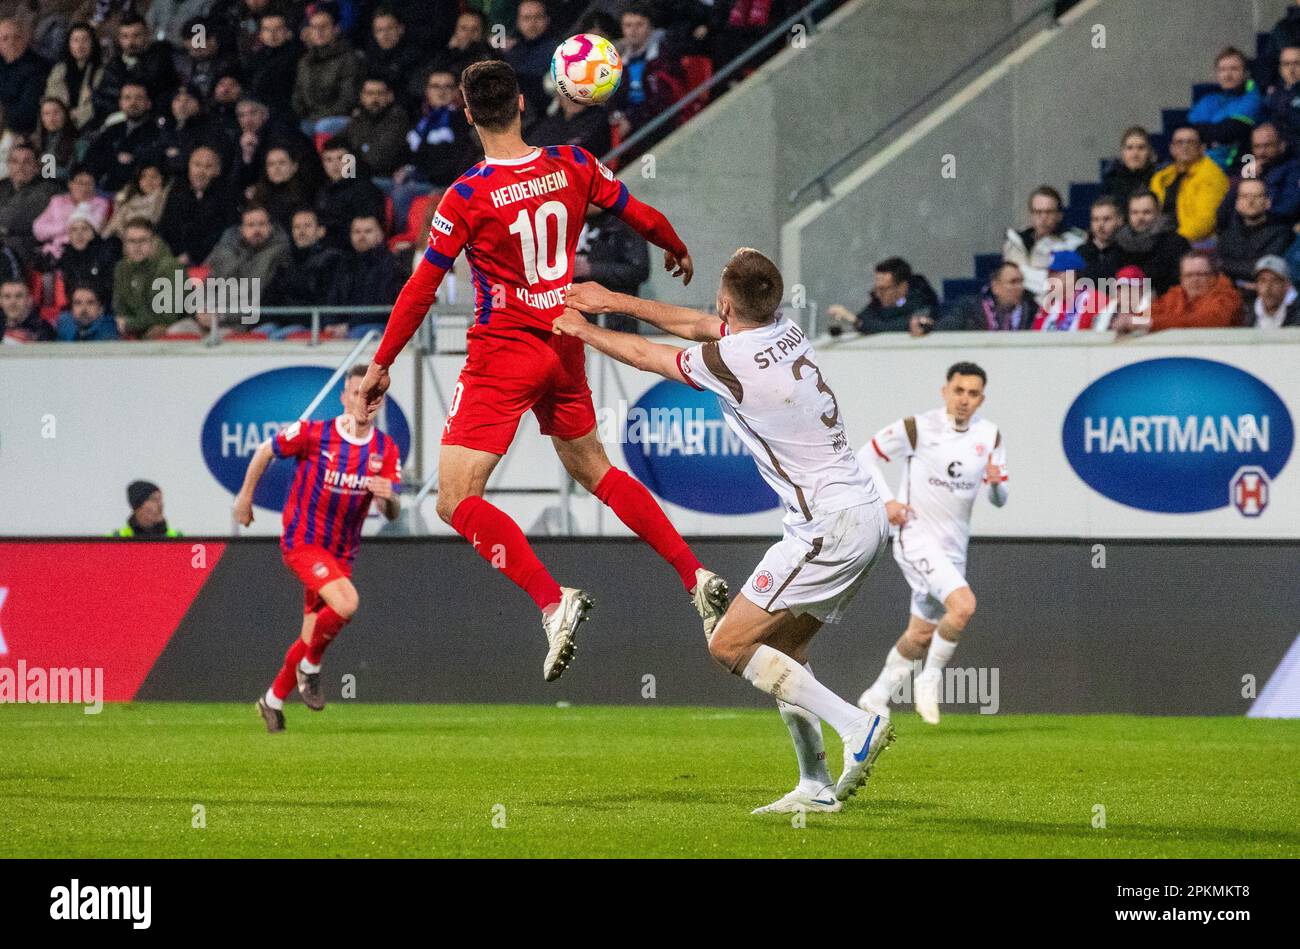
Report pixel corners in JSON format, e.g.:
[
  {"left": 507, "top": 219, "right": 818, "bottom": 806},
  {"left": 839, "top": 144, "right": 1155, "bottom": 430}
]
[{"left": 1062, "top": 358, "right": 1293, "bottom": 513}]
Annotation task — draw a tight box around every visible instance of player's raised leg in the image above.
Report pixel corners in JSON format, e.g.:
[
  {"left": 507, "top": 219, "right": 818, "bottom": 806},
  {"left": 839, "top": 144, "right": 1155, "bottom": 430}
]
[
  {"left": 709, "top": 593, "right": 894, "bottom": 804},
  {"left": 859, "top": 613, "right": 936, "bottom": 716},
  {"left": 436, "top": 443, "right": 591, "bottom": 681},
  {"left": 551, "top": 428, "right": 729, "bottom": 636},
  {"left": 914, "top": 586, "right": 976, "bottom": 724}
]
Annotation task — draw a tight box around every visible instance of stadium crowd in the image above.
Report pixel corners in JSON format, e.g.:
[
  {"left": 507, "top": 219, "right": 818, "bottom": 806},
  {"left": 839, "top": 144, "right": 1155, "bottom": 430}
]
[{"left": 0, "top": 0, "right": 806, "bottom": 342}]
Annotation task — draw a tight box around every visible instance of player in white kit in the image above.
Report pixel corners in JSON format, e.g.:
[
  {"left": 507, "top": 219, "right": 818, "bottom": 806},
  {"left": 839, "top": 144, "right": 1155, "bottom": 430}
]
[
  {"left": 556, "top": 249, "right": 895, "bottom": 813},
  {"left": 856, "top": 363, "right": 1008, "bottom": 725}
]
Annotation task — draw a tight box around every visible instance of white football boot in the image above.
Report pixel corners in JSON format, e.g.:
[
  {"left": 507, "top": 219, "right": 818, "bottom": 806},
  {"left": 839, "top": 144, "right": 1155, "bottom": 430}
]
[
  {"left": 541, "top": 587, "right": 594, "bottom": 681},
  {"left": 752, "top": 784, "right": 842, "bottom": 815},
  {"left": 914, "top": 668, "right": 942, "bottom": 724},
  {"left": 692, "top": 568, "right": 730, "bottom": 641},
  {"left": 834, "top": 712, "right": 896, "bottom": 802}
]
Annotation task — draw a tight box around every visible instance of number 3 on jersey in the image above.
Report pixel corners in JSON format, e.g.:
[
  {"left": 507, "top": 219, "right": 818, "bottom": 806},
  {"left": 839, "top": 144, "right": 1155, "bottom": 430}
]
[{"left": 508, "top": 200, "right": 569, "bottom": 285}]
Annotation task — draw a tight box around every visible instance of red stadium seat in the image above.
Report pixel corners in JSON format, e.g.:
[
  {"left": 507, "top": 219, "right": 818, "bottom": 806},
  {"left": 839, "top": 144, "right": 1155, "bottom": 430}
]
[
  {"left": 44, "top": 272, "right": 67, "bottom": 324},
  {"left": 223, "top": 332, "right": 271, "bottom": 341},
  {"left": 314, "top": 132, "right": 331, "bottom": 154},
  {"left": 680, "top": 56, "right": 713, "bottom": 99},
  {"left": 387, "top": 193, "right": 435, "bottom": 251},
  {"left": 283, "top": 330, "right": 316, "bottom": 341},
  {"left": 606, "top": 120, "right": 623, "bottom": 171},
  {"left": 159, "top": 332, "right": 203, "bottom": 341}
]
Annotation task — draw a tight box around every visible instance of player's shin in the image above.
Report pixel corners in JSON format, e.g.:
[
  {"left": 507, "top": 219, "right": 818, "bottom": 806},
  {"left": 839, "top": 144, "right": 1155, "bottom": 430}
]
[
  {"left": 450, "top": 495, "right": 563, "bottom": 611},
  {"left": 777, "top": 675, "right": 832, "bottom": 789},
  {"left": 860, "top": 646, "right": 910, "bottom": 714},
  {"left": 593, "top": 467, "right": 701, "bottom": 591},
  {"left": 742, "top": 645, "right": 869, "bottom": 735},
  {"left": 924, "top": 627, "right": 960, "bottom": 676},
  {"left": 269, "top": 638, "right": 308, "bottom": 706},
  {"left": 303, "top": 606, "right": 348, "bottom": 668}
]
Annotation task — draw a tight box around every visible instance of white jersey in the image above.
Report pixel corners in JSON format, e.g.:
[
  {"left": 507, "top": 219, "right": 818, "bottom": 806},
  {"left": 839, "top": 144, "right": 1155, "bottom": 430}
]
[
  {"left": 677, "top": 318, "right": 878, "bottom": 527},
  {"left": 861, "top": 408, "right": 1008, "bottom": 559}
]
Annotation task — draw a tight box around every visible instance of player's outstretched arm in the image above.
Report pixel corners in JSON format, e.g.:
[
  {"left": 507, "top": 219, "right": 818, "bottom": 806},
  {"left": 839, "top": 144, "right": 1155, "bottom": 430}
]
[
  {"left": 567, "top": 282, "right": 721, "bottom": 342},
  {"left": 553, "top": 309, "right": 688, "bottom": 383},
  {"left": 233, "top": 439, "right": 275, "bottom": 526},
  {"left": 362, "top": 255, "right": 452, "bottom": 412}
]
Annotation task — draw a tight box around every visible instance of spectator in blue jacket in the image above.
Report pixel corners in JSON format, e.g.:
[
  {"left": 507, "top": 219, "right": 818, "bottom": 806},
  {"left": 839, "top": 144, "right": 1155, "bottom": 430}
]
[
  {"left": 1221, "top": 123, "right": 1300, "bottom": 225},
  {"left": 56, "top": 284, "right": 119, "bottom": 341},
  {"left": 1262, "top": 45, "right": 1300, "bottom": 146},
  {"left": 1189, "top": 47, "right": 1263, "bottom": 171}
]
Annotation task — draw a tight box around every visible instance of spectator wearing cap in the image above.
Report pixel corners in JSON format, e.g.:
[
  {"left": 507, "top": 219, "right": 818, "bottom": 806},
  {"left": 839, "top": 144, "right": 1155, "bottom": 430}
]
[
  {"left": 1263, "top": 45, "right": 1300, "bottom": 147},
  {"left": 111, "top": 480, "right": 182, "bottom": 538},
  {"left": 56, "top": 284, "right": 119, "bottom": 341},
  {"left": 0, "top": 17, "right": 51, "bottom": 135},
  {"left": 1002, "top": 185, "right": 1086, "bottom": 300},
  {"left": 33, "top": 166, "right": 110, "bottom": 262},
  {"left": 1250, "top": 254, "right": 1300, "bottom": 327},
  {"left": 1, "top": 276, "right": 55, "bottom": 342},
  {"left": 0, "top": 141, "right": 60, "bottom": 265},
  {"left": 245, "top": 10, "right": 302, "bottom": 123},
  {"left": 1091, "top": 264, "right": 1151, "bottom": 332},
  {"left": 344, "top": 75, "right": 410, "bottom": 179},
  {"left": 826, "top": 257, "right": 940, "bottom": 335},
  {"left": 1114, "top": 190, "right": 1191, "bottom": 295},
  {"left": 94, "top": 13, "right": 179, "bottom": 123},
  {"left": 1078, "top": 195, "right": 1126, "bottom": 284},
  {"left": 1100, "top": 127, "right": 1157, "bottom": 208},
  {"left": 158, "top": 144, "right": 239, "bottom": 266},
  {"left": 158, "top": 82, "right": 234, "bottom": 180},
  {"left": 1150, "top": 125, "right": 1229, "bottom": 242},
  {"left": 293, "top": 2, "right": 360, "bottom": 137},
  {"left": 936, "top": 262, "right": 1037, "bottom": 331},
  {"left": 82, "top": 81, "right": 165, "bottom": 193},
  {"left": 1215, "top": 177, "right": 1291, "bottom": 289},
  {"left": 1116, "top": 251, "right": 1244, "bottom": 334},
  {"left": 59, "top": 205, "right": 120, "bottom": 307},
  {"left": 1220, "top": 123, "right": 1300, "bottom": 225},
  {"left": 1187, "top": 47, "right": 1261, "bottom": 172},
  {"left": 1032, "top": 250, "right": 1108, "bottom": 330}
]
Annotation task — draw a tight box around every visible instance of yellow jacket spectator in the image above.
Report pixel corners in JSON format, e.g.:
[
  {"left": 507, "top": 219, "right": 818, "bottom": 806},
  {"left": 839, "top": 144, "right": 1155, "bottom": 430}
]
[
  {"left": 1150, "top": 126, "right": 1229, "bottom": 242},
  {"left": 109, "top": 480, "right": 182, "bottom": 539}
]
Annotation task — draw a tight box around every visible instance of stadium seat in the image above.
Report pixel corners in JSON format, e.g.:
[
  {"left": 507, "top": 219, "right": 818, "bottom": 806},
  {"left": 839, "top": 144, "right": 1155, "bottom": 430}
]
[
  {"left": 159, "top": 332, "right": 203, "bottom": 341},
  {"left": 187, "top": 264, "right": 210, "bottom": 284},
  {"left": 314, "top": 132, "right": 331, "bottom": 154},
  {"left": 681, "top": 56, "right": 713, "bottom": 102},
  {"left": 388, "top": 194, "right": 435, "bottom": 251},
  {"left": 223, "top": 331, "right": 271, "bottom": 341},
  {"left": 282, "top": 330, "right": 316, "bottom": 341}
]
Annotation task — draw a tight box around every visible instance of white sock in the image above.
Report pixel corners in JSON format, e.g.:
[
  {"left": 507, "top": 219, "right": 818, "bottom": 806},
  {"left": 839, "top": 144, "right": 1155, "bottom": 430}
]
[
  {"left": 263, "top": 688, "right": 284, "bottom": 711},
  {"left": 299, "top": 658, "right": 321, "bottom": 674},
  {"left": 742, "top": 645, "right": 868, "bottom": 736},
  {"left": 777, "top": 663, "right": 832, "bottom": 789},
  {"left": 924, "top": 633, "right": 958, "bottom": 676},
  {"left": 863, "top": 646, "right": 911, "bottom": 711}
]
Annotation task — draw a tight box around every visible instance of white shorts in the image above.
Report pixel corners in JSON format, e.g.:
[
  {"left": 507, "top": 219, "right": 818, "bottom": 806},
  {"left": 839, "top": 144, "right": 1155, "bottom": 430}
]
[
  {"left": 743, "top": 501, "right": 888, "bottom": 624},
  {"left": 893, "top": 526, "right": 968, "bottom": 624}
]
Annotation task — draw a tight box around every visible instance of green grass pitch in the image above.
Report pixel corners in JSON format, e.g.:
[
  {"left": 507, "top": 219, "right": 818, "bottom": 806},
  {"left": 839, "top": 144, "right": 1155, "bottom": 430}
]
[{"left": 1, "top": 703, "right": 1297, "bottom": 858}]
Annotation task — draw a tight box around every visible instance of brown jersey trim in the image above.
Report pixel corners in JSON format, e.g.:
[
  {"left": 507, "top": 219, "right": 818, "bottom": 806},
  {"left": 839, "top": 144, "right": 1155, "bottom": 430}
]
[
  {"left": 766, "top": 536, "right": 825, "bottom": 609},
  {"left": 702, "top": 341, "right": 744, "bottom": 403},
  {"left": 903, "top": 416, "right": 918, "bottom": 449},
  {"left": 734, "top": 412, "right": 812, "bottom": 521}
]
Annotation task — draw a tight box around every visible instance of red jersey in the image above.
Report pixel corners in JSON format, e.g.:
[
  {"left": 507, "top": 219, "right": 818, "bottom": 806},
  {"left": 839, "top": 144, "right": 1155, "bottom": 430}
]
[
  {"left": 375, "top": 144, "right": 688, "bottom": 365},
  {"left": 273, "top": 417, "right": 402, "bottom": 564}
]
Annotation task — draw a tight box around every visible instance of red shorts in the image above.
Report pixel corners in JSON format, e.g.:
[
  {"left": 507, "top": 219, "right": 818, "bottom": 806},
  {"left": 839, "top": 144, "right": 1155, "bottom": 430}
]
[
  {"left": 442, "top": 326, "right": 597, "bottom": 455},
  {"left": 282, "top": 545, "right": 352, "bottom": 613}
]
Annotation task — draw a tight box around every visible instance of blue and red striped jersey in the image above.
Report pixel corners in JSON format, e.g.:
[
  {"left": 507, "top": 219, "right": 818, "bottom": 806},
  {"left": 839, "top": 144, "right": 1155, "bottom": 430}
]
[{"left": 273, "top": 417, "right": 402, "bottom": 564}]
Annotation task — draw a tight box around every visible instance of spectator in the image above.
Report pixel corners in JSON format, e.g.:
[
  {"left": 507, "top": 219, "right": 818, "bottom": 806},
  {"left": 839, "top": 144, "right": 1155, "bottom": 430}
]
[
  {"left": 248, "top": 146, "right": 317, "bottom": 230},
  {"left": 147, "top": 1, "right": 221, "bottom": 51},
  {"left": 233, "top": 95, "right": 321, "bottom": 190},
  {"left": 1, "top": 277, "right": 55, "bottom": 342},
  {"left": 1249, "top": 254, "right": 1300, "bottom": 327},
  {"left": 94, "top": 13, "right": 179, "bottom": 123},
  {"left": 59, "top": 206, "right": 120, "bottom": 307},
  {"left": 1032, "top": 250, "right": 1108, "bottom": 330},
  {"left": 1215, "top": 178, "right": 1291, "bottom": 288},
  {"left": 709, "top": 0, "right": 789, "bottom": 72},
  {"left": 1262, "top": 44, "right": 1300, "bottom": 147},
  {"left": 363, "top": 6, "right": 423, "bottom": 114},
  {"left": 1117, "top": 251, "right": 1244, "bottom": 334},
  {"left": 158, "top": 144, "right": 238, "bottom": 265},
  {"left": 206, "top": 204, "right": 291, "bottom": 286},
  {"left": 82, "top": 81, "right": 165, "bottom": 193},
  {"left": 265, "top": 206, "right": 342, "bottom": 309},
  {"left": 0, "top": 142, "right": 61, "bottom": 265},
  {"left": 1188, "top": 48, "right": 1261, "bottom": 172},
  {"left": 1114, "top": 190, "right": 1191, "bottom": 295},
  {"left": 56, "top": 283, "right": 119, "bottom": 341},
  {"left": 505, "top": 0, "right": 558, "bottom": 116},
  {"left": 0, "top": 17, "right": 50, "bottom": 135},
  {"left": 528, "top": 88, "right": 612, "bottom": 155},
  {"left": 1150, "top": 125, "right": 1229, "bottom": 242},
  {"left": 826, "top": 257, "right": 940, "bottom": 336},
  {"left": 345, "top": 75, "right": 410, "bottom": 178},
  {"left": 388, "top": 69, "right": 480, "bottom": 226},
  {"left": 1221, "top": 122, "right": 1300, "bottom": 224},
  {"left": 209, "top": 68, "right": 247, "bottom": 133},
  {"left": 610, "top": 2, "right": 684, "bottom": 143},
  {"left": 427, "top": 9, "right": 496, "bottom": 83},
  {"left": 293, "top": 2, "right": 360, "bottom": 136},
  {"left": 110, "top": 480, "right": 181, "bottom": 538},
  {"left": 158, "top": 83, "right": 232, "bottom": 180},
  {"left": 104, "top": 163, "right": 170, "bottom": 240},
  {"left": 1078, "top": 195, "right": 1125, "bottom": 283},
  {"left": 177, "top": 15, "right": 238, "bottom": 101},
  {"left": 1259, "top": 1, "right": 1300, "bottom": 91},
  {"left": 31, "top": 97, "right": 76, "bottom": 181},
  {"left": 936, "top": 261, "right": 1036, "bottom": 331},
  {"left": 112, "top": 216, "right": 181, "bottom": 338},
  {"left": 316, "top": 137, "right": 386, "bottom": 249},
  {"left": 244, "top": 10, "right": 302, "bottom": 122},
  {"left": 1001, "top": 185, "right": 1086, "bottom": 299},
  {"left": 573, "top": 207, "right": 650, "bottom": 333},
  {"left": 324, "top": 212, "right": 403, "bottom": 332},
  {"left": 1100, "top": 126, "right": 1157, "bottom": 207},
  {"left": 42, "top": 20, "right": 102, "bottom": 132},
  {"left": 33, "top": 166, "right": 110, "bottom": 261}
]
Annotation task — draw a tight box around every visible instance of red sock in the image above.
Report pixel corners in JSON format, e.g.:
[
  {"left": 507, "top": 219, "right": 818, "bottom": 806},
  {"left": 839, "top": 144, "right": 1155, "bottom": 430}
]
[
  {"left": 271, "top": 638, "right": 308, "bottom": 700},
  {"left": 451, "top": 496, "right": 563, "bottom": 611},
  {"left": 305, "top": 606, "right": 347, "bottom": 665},
  {"left": 594, "top": 468, "right": 701, "bottom": 591}
]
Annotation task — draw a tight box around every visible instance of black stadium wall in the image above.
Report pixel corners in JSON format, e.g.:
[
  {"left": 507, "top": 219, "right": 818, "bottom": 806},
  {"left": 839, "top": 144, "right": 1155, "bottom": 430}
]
[{"left": 100, "top": 537, "right": 1300, "bottom": 715}]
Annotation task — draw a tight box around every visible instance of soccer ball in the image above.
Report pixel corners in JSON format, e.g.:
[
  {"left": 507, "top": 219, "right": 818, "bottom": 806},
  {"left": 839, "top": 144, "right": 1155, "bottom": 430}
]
[{"left": 550, "top": 33, "right": 622, "bottom": 105}]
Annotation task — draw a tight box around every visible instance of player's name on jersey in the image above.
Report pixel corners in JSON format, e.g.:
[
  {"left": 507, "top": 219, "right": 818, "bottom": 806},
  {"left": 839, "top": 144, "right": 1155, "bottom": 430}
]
[
  {"left": 752, "top": 323, "right": 807, "bottom": 369},
  {"left": 516, "top": 283, "right": 572, "bottom": 310},
  {"left": 489, "top": 169, "right": 571, "bottom": 208}
]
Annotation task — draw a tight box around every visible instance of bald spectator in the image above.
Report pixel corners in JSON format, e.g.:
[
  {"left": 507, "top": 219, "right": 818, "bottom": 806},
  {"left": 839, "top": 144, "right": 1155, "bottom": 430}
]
[
  {"left": 158, "top": 145, "right": 238, "bottom": 265},
  {"left": 1, "top": 277, "right": 54, "bottom": 342},
  {"left": 0, "top": 142, "right": 60, "bottom": 265},
  {"left": 937, "top": 262, "right": 1037, "bottom": 331},
  {"left": 1215, "top": 178, "right": 1291, "bottom": 287},
  {"left": 1150, "top": 126, "right": 1230, "bottom": 242},
  {"left": 1249, "top": 255, "right": 1300, "bottom": 327},
  {"left": 0, "top": 17, "right": 50, "bottom": 135},
  {"left": 1220, "top": 123, "right": 1300, "bottom": 225},
  {"left": 1117, "top": 252, "right": 1244, "bottom": 334}
]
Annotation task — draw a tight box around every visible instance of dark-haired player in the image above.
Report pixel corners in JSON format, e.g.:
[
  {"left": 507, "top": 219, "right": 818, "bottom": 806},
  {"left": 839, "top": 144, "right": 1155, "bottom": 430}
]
[
  {"left": 360, "top": 60, "right": 727, "bottom": 682},
  {"left": 235, "top": 365, "right": 402, "bottom": 733},
  {"left": 856, "top": 363, "right": 1008, "bottom": 725},
  {"left": 560, "top": 249, "right": 895, "bottom": 813}
]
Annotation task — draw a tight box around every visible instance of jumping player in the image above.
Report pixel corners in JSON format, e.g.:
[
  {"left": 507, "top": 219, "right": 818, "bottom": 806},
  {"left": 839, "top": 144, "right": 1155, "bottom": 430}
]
[
  {"left": 235, "top": 364, "right": 402, "bottom": 733},
  {"left": 559, "top": 250, "right": 895, "bottom": 813},
  {"left": 856, "top": 363, "right": 1008, "bottom": 725},
  {"left": 360, "top": 60, "right": 727, "bottom": 681}
]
